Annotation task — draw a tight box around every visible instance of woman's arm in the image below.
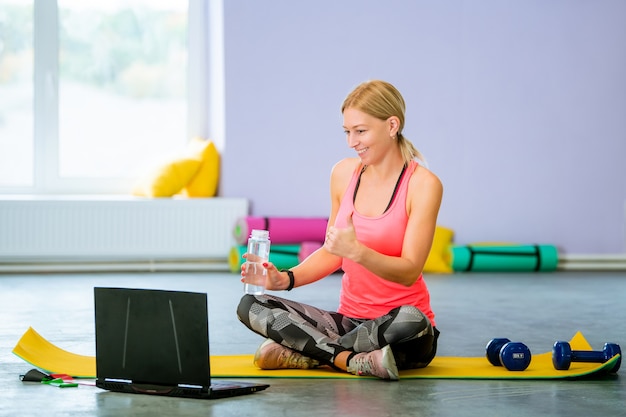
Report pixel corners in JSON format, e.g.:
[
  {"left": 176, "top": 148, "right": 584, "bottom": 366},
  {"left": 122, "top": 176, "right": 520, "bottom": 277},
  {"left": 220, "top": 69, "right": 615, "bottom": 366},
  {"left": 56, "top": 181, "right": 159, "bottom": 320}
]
[{"left": 259, "top": 158, "right": 359, "bottom": 291}]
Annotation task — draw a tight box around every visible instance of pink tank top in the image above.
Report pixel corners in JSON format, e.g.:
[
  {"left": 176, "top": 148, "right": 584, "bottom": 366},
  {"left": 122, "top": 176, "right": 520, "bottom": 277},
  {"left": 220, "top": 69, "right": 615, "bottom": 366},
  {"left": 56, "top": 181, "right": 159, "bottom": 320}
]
[{"left": 334, "top": 160, "right": 436, "bottom": 325}]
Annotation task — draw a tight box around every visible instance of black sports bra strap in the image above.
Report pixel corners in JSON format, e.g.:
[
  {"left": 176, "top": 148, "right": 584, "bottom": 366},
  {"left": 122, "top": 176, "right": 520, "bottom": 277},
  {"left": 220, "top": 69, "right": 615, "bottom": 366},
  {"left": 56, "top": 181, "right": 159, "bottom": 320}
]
[
  {"left": 352, "top": 165, "right": 367, "bottom": 205},
  {"left": 384, "top": 163, "right": 408, "bottom": 212}
]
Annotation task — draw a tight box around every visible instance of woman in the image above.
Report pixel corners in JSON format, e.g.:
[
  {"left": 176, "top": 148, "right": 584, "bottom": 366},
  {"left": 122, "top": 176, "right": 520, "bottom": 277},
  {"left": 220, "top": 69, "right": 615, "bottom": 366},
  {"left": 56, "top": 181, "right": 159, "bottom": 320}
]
[{"left": 237, "top": 80, "right": 443, "bottom": 380}]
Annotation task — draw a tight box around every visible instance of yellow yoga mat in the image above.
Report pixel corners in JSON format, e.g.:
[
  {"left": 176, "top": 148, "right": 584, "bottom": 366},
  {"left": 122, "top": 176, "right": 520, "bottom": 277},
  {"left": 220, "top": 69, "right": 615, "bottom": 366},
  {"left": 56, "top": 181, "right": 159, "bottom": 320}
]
[
  {"left": 12, "top": 327, "right": 619, "bottom": 380},
  {"left": 13, "top": 328, "right": 95, "bottom": 378}
]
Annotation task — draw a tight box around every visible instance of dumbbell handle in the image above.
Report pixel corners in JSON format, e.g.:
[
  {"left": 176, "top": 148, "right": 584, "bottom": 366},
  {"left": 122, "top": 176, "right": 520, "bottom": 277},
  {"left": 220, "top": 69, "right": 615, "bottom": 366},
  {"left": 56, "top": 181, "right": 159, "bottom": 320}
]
[{"left": 569, "top": 350, "right": 611, "bottom": 362}]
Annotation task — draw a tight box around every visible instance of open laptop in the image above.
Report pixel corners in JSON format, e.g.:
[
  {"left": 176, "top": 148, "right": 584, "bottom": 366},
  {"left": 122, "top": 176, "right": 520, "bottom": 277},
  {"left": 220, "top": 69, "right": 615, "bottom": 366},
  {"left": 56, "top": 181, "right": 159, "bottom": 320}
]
[{"left": 94, "top": 287, "right": 269, "bottom": 399}]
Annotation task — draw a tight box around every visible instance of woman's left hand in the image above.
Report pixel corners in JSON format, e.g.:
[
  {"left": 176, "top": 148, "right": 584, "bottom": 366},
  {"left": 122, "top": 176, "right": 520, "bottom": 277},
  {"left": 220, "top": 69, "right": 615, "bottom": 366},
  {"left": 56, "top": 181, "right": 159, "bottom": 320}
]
[{"left": 324, "top": 213, "right": 361, "bottom": 260}]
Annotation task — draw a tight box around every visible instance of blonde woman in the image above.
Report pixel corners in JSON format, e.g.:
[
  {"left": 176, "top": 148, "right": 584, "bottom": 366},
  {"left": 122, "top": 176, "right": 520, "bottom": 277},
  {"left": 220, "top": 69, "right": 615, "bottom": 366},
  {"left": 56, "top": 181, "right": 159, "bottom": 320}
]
[{"left": 237, "top": 80, "right": 443, "bottom": 380}]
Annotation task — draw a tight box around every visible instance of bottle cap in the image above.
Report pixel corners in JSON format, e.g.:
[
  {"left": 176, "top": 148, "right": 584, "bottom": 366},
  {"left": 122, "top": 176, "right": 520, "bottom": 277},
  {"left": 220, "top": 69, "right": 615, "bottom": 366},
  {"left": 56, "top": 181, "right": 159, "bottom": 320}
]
[{"left": 250, "top": 229, "right": 269, "bottom": 239}]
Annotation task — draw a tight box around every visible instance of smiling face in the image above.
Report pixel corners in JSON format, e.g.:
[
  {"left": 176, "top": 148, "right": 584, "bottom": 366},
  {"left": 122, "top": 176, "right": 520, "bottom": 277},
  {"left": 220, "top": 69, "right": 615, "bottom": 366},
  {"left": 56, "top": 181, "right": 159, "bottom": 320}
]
[{"left": 343, "top": 107, "right": 398, "bottom": 165}]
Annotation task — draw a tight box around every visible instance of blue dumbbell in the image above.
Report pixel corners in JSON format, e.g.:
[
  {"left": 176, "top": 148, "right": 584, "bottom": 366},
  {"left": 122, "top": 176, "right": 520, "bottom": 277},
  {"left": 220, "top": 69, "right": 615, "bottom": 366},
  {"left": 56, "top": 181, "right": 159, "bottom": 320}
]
[
  {"left": 486, "top": 338, "right": 532, "bottom": 371},
  {"left": 552, "top": 341, "right": 621, "bottom": 373}
]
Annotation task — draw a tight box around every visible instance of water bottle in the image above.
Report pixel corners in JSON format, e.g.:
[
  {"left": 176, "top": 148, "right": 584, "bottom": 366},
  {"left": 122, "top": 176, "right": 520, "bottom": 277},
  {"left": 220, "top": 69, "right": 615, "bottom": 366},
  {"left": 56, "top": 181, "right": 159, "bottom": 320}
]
[{"left": 244, "top": 229, "right": 270, "bottom": 295}]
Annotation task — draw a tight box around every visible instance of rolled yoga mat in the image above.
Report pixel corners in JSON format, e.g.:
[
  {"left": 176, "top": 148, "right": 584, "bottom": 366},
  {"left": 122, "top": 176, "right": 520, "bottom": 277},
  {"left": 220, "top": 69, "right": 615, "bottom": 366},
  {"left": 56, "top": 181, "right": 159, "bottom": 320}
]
[
  {"left": 229, "top": 244, "right": 300, "bottom": 273},
  {"left": 233, "top": 216, "right": 328, "bottom": 245},
  {"left": 298, "top": 241, "right": 324, "bottom": 262},
  {"left": 450, "top": 244, "right": 559, "bottom": 272}
]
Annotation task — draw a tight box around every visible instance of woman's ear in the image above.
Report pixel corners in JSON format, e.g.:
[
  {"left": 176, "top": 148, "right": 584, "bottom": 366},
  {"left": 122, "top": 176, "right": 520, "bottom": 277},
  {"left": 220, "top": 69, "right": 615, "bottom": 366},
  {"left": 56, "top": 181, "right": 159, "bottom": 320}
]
[{"left": 387, "top": 116, "right": 400, "bottom": 137}]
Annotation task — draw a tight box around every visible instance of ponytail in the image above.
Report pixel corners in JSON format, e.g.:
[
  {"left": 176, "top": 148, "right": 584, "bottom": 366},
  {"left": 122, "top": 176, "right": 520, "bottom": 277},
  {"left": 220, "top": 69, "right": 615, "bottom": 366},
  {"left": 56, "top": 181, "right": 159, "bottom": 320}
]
[{"left": 397, "top": 132, "right": 427, "bottom": 168}]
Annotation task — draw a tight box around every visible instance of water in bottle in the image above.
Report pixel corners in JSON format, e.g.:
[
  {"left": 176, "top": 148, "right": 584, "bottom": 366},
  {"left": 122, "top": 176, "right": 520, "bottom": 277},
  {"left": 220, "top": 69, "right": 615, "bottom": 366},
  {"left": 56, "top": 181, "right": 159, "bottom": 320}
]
[{"left": 244, "top": 229, "right": 270, "bottom": 295}]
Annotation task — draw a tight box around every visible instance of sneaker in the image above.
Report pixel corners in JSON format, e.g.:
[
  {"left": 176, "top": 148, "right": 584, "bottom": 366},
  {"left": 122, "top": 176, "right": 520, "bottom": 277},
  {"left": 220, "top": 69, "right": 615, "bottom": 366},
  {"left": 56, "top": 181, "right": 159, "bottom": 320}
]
[
  {"left": 347, "top": 345, "right": 399, "bottom": 380},
  {"left": 254, "top": 339, "right": 319, "bottom": 370}
]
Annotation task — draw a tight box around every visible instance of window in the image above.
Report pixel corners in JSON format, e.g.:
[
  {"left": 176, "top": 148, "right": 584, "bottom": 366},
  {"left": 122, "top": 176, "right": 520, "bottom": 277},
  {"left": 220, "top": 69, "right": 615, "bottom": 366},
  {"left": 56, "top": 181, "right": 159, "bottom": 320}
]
[
  {"left": 0, "top": 0, "right": 215, "bottom": 194},
  {"left": 0, "top": 0, "right": 34, "bottom": 186}
]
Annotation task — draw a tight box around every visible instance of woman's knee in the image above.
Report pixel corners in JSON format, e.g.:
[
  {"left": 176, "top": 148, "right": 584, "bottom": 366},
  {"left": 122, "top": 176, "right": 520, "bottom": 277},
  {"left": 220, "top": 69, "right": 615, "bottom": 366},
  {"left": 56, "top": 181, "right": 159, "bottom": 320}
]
[
  {"left": 236, "top": 294, "right": 257, "bottom": 324},
  {"left": 389, "top": 305, "right": 432, "bottom": 338},
  {"left": 394, "top": 305, "right": 429, "bottom": 325},
  {"left": 397, "top": 304, "right": 423, "bottom": 316}
]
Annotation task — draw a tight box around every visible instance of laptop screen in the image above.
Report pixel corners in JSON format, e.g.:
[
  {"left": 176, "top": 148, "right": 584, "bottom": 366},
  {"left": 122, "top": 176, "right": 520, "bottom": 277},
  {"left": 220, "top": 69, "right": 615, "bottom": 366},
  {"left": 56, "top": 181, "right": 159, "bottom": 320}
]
[{"left": 94, "top": 287, "right": 211, "bottom": 388}]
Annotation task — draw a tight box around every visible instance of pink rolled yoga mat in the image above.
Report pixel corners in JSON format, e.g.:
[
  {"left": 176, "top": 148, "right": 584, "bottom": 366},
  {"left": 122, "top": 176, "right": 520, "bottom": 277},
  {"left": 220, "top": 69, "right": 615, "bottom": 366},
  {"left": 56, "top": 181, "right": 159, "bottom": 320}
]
[
  {"left": 233, "top": 216, "right": 328, "bottom": 245},
  {"left": 298, "top": 241, "right": 324, "bottom": 262}
]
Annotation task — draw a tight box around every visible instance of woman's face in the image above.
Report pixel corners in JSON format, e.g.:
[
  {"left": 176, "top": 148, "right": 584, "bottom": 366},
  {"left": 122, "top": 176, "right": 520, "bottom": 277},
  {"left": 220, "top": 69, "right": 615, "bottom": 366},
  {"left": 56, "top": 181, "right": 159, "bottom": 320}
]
[{"left": 343, "top": 107, "right": 395, "bottom": 165}]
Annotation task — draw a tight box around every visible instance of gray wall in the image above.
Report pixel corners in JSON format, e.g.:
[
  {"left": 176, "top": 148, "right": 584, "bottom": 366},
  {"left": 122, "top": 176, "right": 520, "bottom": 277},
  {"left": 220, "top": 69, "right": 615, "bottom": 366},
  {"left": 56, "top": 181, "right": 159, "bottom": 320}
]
[{"left": 221, "top": 0, "right": 626, "bottom": 255}]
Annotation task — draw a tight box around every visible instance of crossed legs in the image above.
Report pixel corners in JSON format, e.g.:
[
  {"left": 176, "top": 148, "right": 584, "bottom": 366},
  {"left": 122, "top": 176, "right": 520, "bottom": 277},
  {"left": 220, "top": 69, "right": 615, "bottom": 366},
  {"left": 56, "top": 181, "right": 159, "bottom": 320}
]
[{"left": 236, "top": 294, "right": 438, "bottom": 371}]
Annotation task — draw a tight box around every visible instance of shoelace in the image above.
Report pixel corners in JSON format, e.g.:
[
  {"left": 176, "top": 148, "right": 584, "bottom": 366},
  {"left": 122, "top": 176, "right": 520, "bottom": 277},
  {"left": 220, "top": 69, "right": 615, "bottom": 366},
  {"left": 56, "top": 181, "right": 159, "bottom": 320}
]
[
  {"left": 280, "top": 348, "right": 307, "bottom": 368},
  {"left": 351, "top": 355, "right": 376, "bottom": 376},
  {"left": 278, "top": 349, "right": 295, "bottom": 367}
]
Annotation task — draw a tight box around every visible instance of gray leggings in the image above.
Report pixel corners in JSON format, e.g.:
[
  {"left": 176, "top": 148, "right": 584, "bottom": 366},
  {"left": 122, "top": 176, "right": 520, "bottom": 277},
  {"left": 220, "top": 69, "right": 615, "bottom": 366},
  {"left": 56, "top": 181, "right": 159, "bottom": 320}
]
[{"left": 236, "top": 294, "right": 439, "bottom": 370}]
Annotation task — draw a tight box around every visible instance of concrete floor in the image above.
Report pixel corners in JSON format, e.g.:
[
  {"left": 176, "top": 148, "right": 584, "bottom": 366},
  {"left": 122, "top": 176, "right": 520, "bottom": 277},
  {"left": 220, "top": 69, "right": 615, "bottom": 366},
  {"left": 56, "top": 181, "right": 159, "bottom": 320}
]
[{"left": 1, "top": 270, "right": 624, "bottom": 417}]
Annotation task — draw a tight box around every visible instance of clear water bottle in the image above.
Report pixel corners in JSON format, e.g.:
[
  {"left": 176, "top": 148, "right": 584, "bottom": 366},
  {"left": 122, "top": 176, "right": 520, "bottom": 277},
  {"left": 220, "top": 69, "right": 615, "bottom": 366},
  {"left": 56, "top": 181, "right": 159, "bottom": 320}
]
[{"left": 244, "top": 229, "right": 271, "bottom": 295}]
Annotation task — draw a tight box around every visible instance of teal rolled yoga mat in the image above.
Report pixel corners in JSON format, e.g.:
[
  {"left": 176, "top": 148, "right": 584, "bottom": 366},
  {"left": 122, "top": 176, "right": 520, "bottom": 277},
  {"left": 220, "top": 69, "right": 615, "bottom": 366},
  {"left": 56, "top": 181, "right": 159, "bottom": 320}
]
[
  {"left": 450, "top": 244, "right": 559, "bottom": 272},
  {"left": 229, "top": 244, "right": 300, "bottom": 273}
]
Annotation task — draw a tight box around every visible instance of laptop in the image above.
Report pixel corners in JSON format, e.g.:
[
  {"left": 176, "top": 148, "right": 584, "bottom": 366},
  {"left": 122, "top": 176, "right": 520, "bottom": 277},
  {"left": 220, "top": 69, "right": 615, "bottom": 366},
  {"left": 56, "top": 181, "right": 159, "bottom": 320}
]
[{"left": 94, "top": 287, "right": 269, "bottom": 399}]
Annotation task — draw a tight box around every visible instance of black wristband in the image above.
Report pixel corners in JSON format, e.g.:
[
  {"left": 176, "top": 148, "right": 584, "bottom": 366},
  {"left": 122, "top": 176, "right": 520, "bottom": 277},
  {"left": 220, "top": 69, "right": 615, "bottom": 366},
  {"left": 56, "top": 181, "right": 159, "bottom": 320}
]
[{"left": 281, "top": 269, "right": 295, "bottom": 291}]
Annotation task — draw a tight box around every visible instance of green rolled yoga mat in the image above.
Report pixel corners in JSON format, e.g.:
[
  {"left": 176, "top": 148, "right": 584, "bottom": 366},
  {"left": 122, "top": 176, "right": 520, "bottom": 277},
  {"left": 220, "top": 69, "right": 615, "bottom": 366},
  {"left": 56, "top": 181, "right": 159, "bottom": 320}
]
[
  {"left": 229, "top": 244, "right": 300, "bottom": 273},
  {"left": 451, "top": 244, "right": 559, "bottom": 272}
]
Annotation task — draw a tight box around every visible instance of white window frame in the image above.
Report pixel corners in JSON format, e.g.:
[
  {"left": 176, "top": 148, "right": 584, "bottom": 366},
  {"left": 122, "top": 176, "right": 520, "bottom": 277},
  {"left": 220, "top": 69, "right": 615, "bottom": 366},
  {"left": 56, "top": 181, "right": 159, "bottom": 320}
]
[{"left": 1, "top": 0, "right": 224, "bottom": 195}]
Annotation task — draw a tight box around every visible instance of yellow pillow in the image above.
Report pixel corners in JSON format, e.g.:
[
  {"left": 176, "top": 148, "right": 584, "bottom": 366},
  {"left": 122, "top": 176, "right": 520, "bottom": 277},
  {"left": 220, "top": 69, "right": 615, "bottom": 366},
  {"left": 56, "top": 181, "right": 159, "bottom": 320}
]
[
  {"left": 132, "top": 139, "right": 205, "bottom": 197},
  {"left": 183, "top": 138, "right": 220, "bottom": 197},
  {"left": 423, "top": 225, "right": 454, "bottom": 273}
]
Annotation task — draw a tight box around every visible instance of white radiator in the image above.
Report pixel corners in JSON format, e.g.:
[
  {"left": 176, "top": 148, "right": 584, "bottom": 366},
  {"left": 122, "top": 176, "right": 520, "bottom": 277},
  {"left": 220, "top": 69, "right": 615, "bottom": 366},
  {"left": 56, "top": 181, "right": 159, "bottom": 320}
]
[{"left": 0, "top": 196, "right": 248, "bottom": 272}]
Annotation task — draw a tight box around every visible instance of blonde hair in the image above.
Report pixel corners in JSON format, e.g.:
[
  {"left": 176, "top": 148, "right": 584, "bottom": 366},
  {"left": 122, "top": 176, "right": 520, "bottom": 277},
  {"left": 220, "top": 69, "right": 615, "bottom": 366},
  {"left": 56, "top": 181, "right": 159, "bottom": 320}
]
[{"left": 341, "top": 80, "right": 425, "bottom": 165}]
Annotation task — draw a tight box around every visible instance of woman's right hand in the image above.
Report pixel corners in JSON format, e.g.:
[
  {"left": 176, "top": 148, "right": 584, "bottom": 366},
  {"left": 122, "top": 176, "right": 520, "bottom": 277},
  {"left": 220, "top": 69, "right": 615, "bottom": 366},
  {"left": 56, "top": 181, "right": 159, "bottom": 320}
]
[
  {"left": 240, "top": 258, "right": 291, "bottom": 291},
  {"left": 264, "top": 262, "right": 291, "bottom": 291}
]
